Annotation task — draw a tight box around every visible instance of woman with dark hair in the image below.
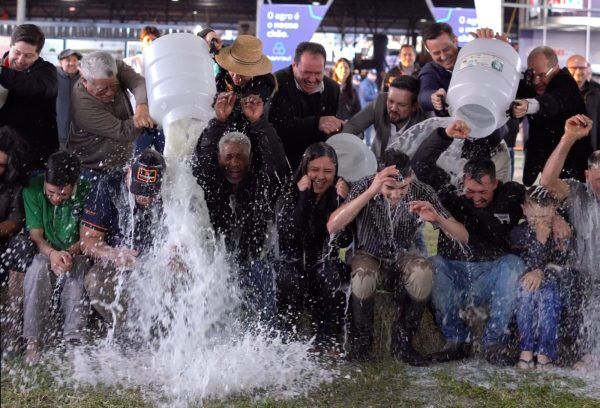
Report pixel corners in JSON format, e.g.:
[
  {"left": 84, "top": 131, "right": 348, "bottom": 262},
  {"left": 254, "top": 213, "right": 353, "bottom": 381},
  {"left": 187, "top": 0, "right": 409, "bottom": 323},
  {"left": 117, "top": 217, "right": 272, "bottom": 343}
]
[
  {"left": 275, "top": 142, "right": 352, "bottom": 356},
  {"left": 331, "top": 58, "right": 361, "bottom": 121}
]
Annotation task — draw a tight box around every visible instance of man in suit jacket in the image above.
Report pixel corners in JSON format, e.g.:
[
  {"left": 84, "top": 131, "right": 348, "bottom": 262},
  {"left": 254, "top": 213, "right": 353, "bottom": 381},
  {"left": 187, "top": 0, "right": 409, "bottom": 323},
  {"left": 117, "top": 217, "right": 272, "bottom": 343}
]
[
  {"left": 269, "top": 42, "right": 342, "bottom": 170},
  {"left": 512, "top": 46, "right": 590, "bottom": 186},
  {"left": 343, "top": 76, "right": 426, "bottom": 162}
]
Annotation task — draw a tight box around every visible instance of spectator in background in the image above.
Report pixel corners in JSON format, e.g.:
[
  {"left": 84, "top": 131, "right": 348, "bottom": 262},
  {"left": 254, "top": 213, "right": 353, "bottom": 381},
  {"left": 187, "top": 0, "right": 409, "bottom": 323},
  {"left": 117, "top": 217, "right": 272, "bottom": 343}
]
[
  {"left": 344, "top": 76, "right": 425, "bottom": 162},
  {"left": 566, "top": 55, "right": 599, "bottom": 151},
  {"left": 331, "top": 57, "right": 361, "bottom": 121},
  {"left": 214, "top": 35, "right": 276, "bottom": 133},
  {"left": 383, "top": 44, "right": 420, "bottom": 92},
  {"left": 358, "top": 69, "right": 379, "bottom": 146},
  {"left": 269, "top": 42, "right": 342, "bottom": 169},
  {"left": 0, "top": 24, "right": 58, "bottom": 171},
  {"left": 68, "top": 51, "right": 152, "bottom": 183},
  {"left": 56, "top": 49, "right": 82, "bottom": 149},
  {"left": 512, "top": 47, "right": 591, "bottom": 186},
  {"left": 123, "top": 26, "right": 165, "bottom": 155},
  {"left": 21, "top": 151, "right": 91, "bottom": 364}
]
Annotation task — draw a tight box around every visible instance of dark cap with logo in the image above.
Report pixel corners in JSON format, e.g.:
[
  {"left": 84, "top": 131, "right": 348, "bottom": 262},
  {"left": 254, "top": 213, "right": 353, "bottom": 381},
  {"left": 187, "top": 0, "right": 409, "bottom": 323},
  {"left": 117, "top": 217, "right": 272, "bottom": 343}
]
[
  {"left": 129, "top": 149, "right": 166, "bottom": 197},
  {"left": 58, "top": 49, "right": 83, "bottom": 60}
]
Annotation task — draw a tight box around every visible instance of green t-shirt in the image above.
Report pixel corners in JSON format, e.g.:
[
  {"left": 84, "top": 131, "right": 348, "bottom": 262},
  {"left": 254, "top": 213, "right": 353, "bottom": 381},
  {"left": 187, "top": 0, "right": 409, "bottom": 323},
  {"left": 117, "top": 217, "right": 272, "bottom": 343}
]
[{"left": 23, "top": 175, "right": 91, "bottom": 251}]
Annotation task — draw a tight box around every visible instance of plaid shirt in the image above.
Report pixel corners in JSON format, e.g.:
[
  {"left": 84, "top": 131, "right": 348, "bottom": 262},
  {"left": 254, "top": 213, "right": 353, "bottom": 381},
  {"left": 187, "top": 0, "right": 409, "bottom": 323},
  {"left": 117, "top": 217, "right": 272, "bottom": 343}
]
[{"left": 346, "top": 175, "right": 449, "bottom": 260}]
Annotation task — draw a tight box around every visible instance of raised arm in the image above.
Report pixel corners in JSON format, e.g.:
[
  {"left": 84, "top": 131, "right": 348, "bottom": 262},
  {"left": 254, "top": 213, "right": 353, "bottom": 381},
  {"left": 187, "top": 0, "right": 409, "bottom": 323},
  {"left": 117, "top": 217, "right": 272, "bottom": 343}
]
[{"left": 540, "top": 114, "right": 593, "bottom": 200}]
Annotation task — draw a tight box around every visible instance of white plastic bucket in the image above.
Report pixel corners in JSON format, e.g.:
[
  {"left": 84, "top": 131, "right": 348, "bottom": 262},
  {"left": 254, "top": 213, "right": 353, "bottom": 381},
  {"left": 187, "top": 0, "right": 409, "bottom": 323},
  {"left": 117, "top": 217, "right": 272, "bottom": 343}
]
[
  {"left": 446, "top": 38, "right": 521, "bottom": 138},
  {"left": 143, "top": 33, "right": 216, "bottom": 129}
]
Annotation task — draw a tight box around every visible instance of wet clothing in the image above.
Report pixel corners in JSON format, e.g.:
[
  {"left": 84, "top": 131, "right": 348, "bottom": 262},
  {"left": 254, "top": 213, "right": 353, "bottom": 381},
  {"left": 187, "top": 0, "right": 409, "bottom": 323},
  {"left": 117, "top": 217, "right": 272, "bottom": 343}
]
[
  {"left": 56, "top": 67, "right": 80, "bottom": 148},
  {"left": 215, "top": 70, "right": 277, "bottom": 133},
  {"left": 81, "top": 176, "right": 162, "bottom": 253},
  {"left": 193, "top": 117, "right": 289, "bottom": 264},
  {"left": 412, "top": 132, "right": 526, "bottom": 262},
  {"left": 342, "top": 92, "right": 427, "bottom": 161},
  {"left": 0, "top": 53, "right": 58, "bottom": 170},
  {"left": 23, "top": 175, "right": 91, "bottom": 251},
  {"left": 517, "top": 68, "right": 590, "bottom": 186},
  {"left": 345, "top": 175, "right": 449, "bottom": 261},
  {"left": 269, "top": 65, "right": 340, "bottom": 169},
  {"left": 68, "top": 60, "right": 146, "bottom": 172}
]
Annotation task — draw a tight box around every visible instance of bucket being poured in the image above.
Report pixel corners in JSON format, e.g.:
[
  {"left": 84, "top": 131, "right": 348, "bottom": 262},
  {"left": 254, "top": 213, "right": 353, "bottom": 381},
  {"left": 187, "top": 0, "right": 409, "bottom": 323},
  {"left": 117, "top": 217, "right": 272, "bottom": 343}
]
[
  {"left": 143, "top": 33, "right": 217, "bottom": 157},
  {"left": 446, "top": 38, "right": 522, "bottom": 138}
]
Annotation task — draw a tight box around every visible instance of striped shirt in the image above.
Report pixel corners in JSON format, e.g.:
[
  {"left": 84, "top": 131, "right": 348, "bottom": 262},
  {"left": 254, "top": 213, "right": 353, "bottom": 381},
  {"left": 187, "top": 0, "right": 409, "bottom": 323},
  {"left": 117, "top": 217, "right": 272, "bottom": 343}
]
[{"left": 346, "top": 175, "right": 449, "bottom": 260}]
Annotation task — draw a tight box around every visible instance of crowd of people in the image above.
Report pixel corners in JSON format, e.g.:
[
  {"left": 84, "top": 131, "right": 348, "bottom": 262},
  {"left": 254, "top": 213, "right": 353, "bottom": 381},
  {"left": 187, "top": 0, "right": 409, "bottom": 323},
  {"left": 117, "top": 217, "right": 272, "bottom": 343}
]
[{"left": 0, "top": 22, "right": 598, "bottom": 372}]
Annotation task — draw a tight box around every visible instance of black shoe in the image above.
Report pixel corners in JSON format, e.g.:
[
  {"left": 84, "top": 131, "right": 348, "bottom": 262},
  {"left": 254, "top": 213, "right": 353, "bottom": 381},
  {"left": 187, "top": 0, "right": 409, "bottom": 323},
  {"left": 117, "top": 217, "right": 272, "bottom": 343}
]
[
  {"left": 429, "top": 342, "right": 471, "bottom": 363},
  {"left": 392, "top": 339, "right": 430, "bottom": 367},
  {"left": 484, "top": 345, "right": 515, "bottom": 366}
]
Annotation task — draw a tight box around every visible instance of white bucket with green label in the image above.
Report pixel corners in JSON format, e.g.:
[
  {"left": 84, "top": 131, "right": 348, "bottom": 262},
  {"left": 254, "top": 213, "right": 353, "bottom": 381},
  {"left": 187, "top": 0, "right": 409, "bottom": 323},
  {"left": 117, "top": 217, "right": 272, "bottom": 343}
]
[{"left": 446, "top": 38, "right": 521, "bottom": 138}]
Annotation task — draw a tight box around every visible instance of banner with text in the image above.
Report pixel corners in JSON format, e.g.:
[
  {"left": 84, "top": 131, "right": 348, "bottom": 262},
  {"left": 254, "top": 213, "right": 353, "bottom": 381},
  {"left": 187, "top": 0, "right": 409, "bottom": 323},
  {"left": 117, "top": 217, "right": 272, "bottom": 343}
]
[{"left": 257, "top": 4, "right": 330, "bottom": 72}]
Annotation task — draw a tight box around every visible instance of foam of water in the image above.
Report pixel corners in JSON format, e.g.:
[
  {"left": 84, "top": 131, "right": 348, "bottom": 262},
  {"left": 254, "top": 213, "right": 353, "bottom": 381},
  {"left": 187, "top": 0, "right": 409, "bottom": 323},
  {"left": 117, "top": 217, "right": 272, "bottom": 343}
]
[{"left": 59, "top": 119, "right": 334, "bottom": 406}]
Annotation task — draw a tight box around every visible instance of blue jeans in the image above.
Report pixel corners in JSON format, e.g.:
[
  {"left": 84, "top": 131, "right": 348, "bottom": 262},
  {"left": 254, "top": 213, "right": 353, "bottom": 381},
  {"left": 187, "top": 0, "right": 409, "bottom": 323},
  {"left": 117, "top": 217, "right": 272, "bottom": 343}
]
[
  {"left": 134, "top": 128, "right": 165, "bottom": 155},
  {"left": 431, "top": 254, "right": 524, "bottom": 348},
  {"left": 240, "top": 260, "right": 276, "bottom": 324},
  {"left": 517, "top": 282, "right": 560, "bottom": 359}
]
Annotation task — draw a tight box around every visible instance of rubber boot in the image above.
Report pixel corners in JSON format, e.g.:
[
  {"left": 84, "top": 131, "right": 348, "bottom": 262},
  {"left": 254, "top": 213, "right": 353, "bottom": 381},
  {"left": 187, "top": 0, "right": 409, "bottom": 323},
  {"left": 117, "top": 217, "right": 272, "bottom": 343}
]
[
  {"left": 350, "top": 294, "right": 374, "bottom": 361},
  {"left": 391, "top": 292, "right": 430, "bottom": 366}
]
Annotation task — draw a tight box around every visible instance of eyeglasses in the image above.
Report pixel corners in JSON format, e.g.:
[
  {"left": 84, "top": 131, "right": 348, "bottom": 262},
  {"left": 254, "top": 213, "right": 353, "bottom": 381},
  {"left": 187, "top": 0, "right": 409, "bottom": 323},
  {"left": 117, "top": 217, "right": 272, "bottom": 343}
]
[{"left": 532, "top": 66, "right": 555, "bottom": 82}]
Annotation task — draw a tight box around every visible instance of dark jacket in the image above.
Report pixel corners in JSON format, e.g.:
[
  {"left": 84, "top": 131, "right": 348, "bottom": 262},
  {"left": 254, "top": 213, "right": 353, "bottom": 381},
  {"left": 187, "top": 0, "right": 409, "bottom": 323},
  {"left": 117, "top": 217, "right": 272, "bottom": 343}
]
[
  {"left": 56, "top": 67, "right": 80, "bottom": 147},
  {"left": 215, "top": 69, "right": 277, "bottom": 134},
  {"left": 0, "top": 53, "right": 58, "bottom": 170},
  {"left": 193, "top": 118, "right": 290, "bottom": 264},
  {"left": 276, "top": 184, "right": 351, "bottom": 270},
  {"left": 517, "top": 67, "right": 590, "bottom": 186},
  {"left": 336, "top": 83, "right": 361, "bottom": 121},
  {"left": 343, "top": 92, "right": 427, "bottom": 161},
  {"left": 412, "top": 128, "right": 525, "bottom": 262},
  {"left": 383, "top": 63, "right": 421, "bottom": 92},
  {"left": 269, "top": 65, "right": 340, "bottom": 169},
  {"left": 581, "top": 80, "right": 600, "bottom": 151}
]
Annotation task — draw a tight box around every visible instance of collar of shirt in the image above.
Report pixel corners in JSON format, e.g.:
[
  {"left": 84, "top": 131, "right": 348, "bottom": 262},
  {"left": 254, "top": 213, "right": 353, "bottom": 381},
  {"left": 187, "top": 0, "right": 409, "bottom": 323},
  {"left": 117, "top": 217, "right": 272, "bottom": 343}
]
[
  {"left": 390, "top": 120, "right": 409, "bottom": 136},
  {"left": 294, "top": 78, "right": 324, "bottom": 95}
]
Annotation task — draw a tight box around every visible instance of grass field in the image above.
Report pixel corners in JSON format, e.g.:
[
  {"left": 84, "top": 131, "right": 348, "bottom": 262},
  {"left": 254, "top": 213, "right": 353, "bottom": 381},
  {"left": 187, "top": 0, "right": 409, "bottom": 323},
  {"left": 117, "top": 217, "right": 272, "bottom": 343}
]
[{"left": 2, "top": 356, "right": 600, "bottom": 407}]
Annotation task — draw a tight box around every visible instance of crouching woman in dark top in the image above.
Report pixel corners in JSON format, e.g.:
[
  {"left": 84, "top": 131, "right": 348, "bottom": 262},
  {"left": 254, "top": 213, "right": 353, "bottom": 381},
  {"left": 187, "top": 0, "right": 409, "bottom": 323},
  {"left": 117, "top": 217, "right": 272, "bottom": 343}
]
[{"left": 275, "top": 142, "right": 352, "bottom": 356}]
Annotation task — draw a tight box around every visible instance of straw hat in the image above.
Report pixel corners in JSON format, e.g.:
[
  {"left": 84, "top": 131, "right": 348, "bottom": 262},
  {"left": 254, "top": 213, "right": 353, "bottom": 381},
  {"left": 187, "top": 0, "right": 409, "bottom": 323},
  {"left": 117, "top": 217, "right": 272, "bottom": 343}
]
[{"left": 215, "top": 35, "right": 272, "bottom": 77}]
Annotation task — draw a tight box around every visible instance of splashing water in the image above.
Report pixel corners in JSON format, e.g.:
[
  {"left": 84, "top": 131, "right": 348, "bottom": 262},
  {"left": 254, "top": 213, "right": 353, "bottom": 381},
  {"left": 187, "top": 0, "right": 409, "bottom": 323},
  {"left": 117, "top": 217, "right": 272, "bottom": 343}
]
[{"left": 59, "top": 118, "right": 334, "bottom": 406}]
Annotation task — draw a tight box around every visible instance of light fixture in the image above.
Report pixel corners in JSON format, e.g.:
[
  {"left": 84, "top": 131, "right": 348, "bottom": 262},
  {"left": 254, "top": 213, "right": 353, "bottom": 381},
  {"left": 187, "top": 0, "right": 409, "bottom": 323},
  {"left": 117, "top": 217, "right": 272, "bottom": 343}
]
[
  {"left": 193, "top": 10, "right": 198, "bottom": 15},
  {"left": 312, "top": 1, "right": 320, "bottom": 4},
  {"left": 68, "top": 6, "right": 76, "bottom": 12},
  {"left": 419, "top": 18, "right": 427, "bottom": 23}
]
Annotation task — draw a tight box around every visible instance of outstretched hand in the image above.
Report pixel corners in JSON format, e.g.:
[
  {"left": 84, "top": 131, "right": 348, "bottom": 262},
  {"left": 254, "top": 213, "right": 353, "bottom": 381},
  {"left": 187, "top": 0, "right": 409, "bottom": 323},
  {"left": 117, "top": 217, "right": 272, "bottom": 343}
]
[
  {"left": 215, "top": 92, "right": 237, "bottom": 123},
  {"left": 469, "top": 28, "right": 509, "bottom": 43},
  {"left": 564, "top": 114, "right": 593, "bottom": 141}
]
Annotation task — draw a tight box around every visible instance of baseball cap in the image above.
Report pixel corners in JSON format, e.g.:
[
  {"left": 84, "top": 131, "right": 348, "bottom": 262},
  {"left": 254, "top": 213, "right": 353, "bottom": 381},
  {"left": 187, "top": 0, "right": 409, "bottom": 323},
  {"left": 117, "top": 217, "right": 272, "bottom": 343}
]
[
  {"left": 129, "top": 149, "right": 166, "bottom": 197},
  {"left": 58, "top": 49, "right": 83, "bottom": 60}
]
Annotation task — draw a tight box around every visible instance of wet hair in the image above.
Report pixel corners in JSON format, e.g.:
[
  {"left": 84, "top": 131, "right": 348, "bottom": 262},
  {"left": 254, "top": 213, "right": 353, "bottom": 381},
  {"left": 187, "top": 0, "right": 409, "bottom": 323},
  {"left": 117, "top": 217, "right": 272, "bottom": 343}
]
[
  {"left": 383, "top": 150, "right": 412, "bottom": 179},
  {"left": 45, "top": 151, "right": 81, "bottom": 187},
  {"left": 80, "top": 51, "right": 117, "bottom": 81},
  {"left": 527, "top": 46, "right": 558, "bottom": 68},
  {"left": 525, "top": 185, "right": 559, "bottom": 207},
  {"left": 140, "top": 26, "right": 160, "bottom": 41},
  {"left": 422, "top": 22, "right": 455, "bottom": 44},
  {"left": 389, "top": 76, "right": 419, "bottom": 105},
  {"left": 588, "top": 150, "right": 600, "bottom": 169},
  {"left": 295, "top": 142, "right": 338, "bottom": 184},
  {"left": 218, "top": 132, "right": 251, "bottom": 156},
  {"left": 0, "top": 126, "right": 29, "bottom": 187},
  {"left": 10, "top": 24, "right": 45, "bottom": 53},
  {"left": 463, "top": 157, "right": 496, "bottom": 183},
  {"left": 294, "top": 42, "right": 326, "bottom": 64}
]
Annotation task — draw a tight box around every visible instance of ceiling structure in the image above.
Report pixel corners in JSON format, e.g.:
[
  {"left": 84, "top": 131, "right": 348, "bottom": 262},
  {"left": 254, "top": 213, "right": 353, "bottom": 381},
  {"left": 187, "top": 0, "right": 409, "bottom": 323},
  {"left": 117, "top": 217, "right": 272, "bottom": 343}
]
[{"left": 1, "top": 0, "right": 479, "bottom": 36}]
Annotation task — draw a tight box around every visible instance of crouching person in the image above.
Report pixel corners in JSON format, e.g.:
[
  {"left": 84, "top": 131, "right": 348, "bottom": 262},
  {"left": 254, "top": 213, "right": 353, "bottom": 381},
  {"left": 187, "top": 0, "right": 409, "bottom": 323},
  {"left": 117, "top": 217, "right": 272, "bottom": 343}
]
[
  {"left": 275, "top": 142, "right": 351, "bottom": 356},
  {"left": 22, "top": 151, "right": 92, "bottom": 364},
  {"left": 80, "top": 150, "right": 165, "bottom": 332},
  {"left": 327, "top": 151, "right": 468, "bottom": 365}
]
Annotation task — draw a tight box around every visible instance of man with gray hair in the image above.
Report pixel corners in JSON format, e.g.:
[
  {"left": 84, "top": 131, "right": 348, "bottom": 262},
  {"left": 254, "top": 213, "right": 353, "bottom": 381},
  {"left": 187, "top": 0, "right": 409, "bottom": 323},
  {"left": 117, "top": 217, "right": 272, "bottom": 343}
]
[
  {"left": 68, "top": 51, "right": 154, "bottom": 182},
  {"left": 193, "top": 92, "right": 289, "bottom": 322},
  {"left": 567, "top": 55, "right": 600, "bottom": 151},
  {"left": 511, "top": 46, "right": 591, "bottom": 186}
]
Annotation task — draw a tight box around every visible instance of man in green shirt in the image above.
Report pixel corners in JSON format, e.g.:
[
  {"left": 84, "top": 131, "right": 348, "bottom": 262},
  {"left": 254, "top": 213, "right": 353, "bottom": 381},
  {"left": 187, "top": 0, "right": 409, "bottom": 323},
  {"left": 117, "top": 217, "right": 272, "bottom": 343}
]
[{"left": 21, "top": 151, "right": 91, "bottom": 364}]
